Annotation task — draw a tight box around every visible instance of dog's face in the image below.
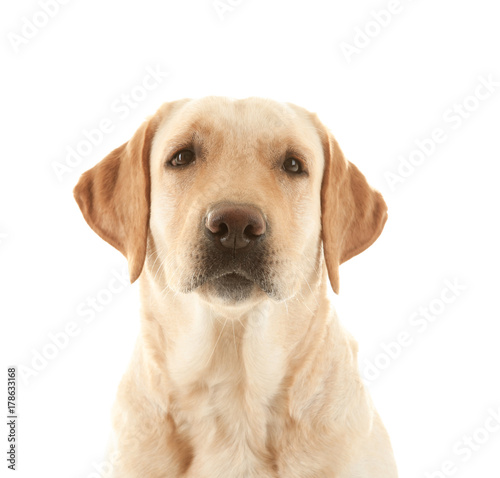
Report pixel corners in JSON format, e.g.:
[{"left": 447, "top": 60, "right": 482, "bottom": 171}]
[
  {"left": 148, "top": 97, "right": 324, "bottom": 305},
  {"left": 74, "top": 97, "right": 387, "bottom": 306}
]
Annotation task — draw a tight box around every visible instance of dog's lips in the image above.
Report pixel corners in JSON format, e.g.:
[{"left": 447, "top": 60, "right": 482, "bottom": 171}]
[
  {"left": 216, "top": 272, "right": 254, "bottom": 286},
  {"left": 186, "top": 255, "right": 277, "bottom": 299},
  {"left": 207, "top": 264, "right": 256, "bottom": 283},
  {"left": 199, "top": 270, "right": 257, "bottom": 302}
]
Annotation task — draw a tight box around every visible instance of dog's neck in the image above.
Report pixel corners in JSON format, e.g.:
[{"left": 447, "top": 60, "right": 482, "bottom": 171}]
[
  {"left": 135, "top": 258, "right": 341, "bottom": 409},
  {"left": 128, "top": 259, "right": 370, "bottom": 476}
]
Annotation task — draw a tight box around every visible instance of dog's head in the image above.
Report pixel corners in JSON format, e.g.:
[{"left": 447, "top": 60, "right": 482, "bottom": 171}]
[{"left": 74, "top": 97, "right": 387, "bottom": 305}]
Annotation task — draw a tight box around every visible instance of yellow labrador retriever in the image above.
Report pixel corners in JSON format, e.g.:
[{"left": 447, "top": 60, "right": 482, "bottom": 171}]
[{"left": 74, "top": 97, "right": 398, "bottom": 477}]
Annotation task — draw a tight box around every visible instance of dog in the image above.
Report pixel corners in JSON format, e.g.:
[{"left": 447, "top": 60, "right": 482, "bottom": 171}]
[{"left": 74, "top": 96, "right": 398, "bottom": 477}]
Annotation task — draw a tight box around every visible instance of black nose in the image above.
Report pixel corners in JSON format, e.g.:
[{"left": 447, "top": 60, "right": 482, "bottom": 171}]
[{"left": 205, "top": 204, "right": 266, "bottom": 252}]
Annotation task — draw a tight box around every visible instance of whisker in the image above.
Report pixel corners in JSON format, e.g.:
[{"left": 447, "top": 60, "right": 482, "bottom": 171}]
[
  {"left": 283, "top": 298, "right": 289, "bottom": 318},
  {"left": 297, "top": 268, "right": 320, "bottom": 308},
  {"left": 205, "top": 317, "right": 227, "bottom": 367},
  {"left": 231, "top": 319, "right": 237, "bottom": 356},
  {"left": 236, "top": 316, "right": 247, "bottom": 331},
  {"left": 295, "top": 290, "right": 316, "bottom": 316}
]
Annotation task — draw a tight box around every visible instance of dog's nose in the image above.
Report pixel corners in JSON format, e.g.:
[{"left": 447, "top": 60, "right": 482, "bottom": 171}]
[{"left": 205, "top": 204, "right": 266, "bottom": 251}]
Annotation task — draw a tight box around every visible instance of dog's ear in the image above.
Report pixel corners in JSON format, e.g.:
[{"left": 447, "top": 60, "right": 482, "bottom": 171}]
[
  {"left": 73, "top": 113, "right": 161, "bottom": 283},
  {"left": 320, "top": 132, "right": 388, "bottom": 294}
]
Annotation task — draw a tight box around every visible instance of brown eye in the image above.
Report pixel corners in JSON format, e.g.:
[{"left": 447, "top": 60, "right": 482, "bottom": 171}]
[
  {"left": 283, "top": 157, "right": 302, "bottom": 174},
  {"left": 169, "top": 150, "right": 195, "bottom": 167}
]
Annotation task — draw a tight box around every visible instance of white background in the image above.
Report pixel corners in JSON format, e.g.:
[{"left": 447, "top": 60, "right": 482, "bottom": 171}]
[{"left": 1, "top": 0, "right": 500, "bottom": 477}]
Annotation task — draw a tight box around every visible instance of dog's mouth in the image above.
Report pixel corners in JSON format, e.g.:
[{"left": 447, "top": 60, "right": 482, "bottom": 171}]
[
  {"left": 187, "top": 263, "right": 275, "bottom": 302},
  {"left": 204, "top": 270, "right": 259, "bottom": 302},
  {"left": 181, "top": 242, "right": 280, "bottom": 302},
  {"left": 216, "top": 272, "right": 254, "bottom": 287}
]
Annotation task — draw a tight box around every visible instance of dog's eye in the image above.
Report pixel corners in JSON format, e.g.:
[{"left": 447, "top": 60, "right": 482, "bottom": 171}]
[
  {"left": 282, "top": 157, "right": 303, "bottom": 174},
  {"left": 168, "top": 150, "right": 195, "bottom": 167}
]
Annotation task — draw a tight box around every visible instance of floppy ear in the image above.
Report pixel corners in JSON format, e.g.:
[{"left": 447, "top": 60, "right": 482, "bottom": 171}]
[
  {"left": 320, "top": 133, "right": 388, "bottom": 294},
  {"left": 73, "top": 114, "right": 160, "bottom": 283}
]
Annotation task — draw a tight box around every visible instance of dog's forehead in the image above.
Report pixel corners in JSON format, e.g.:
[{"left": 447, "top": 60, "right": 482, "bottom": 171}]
[
  {"left": 154, "top": 97, "right": 322, "bottom": 155},
  {"left": 178, "top": 97, "right": 306, "bottom": 130}
]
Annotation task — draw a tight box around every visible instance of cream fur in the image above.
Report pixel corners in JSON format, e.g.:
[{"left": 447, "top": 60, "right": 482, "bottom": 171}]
[{"left": 74, "top": 97, "right": 398, "bottom": 477}]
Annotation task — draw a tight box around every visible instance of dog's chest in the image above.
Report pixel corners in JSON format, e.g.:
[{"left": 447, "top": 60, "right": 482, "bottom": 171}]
[{"left": 167, "top": 314, "right": 287, "bottom": 477}]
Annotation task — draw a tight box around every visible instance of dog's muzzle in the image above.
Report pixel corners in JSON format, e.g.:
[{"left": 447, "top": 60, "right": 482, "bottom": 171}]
[{"left": 189, "top": 202, "right": 273, "bottom": 301}]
